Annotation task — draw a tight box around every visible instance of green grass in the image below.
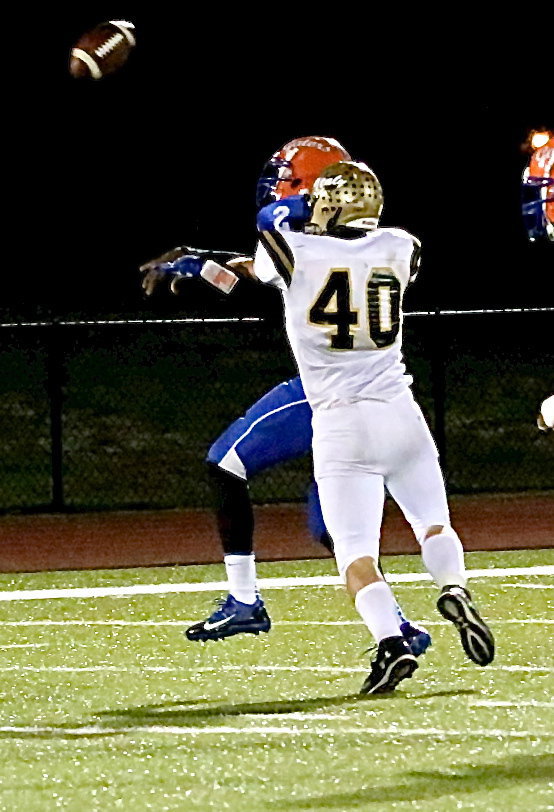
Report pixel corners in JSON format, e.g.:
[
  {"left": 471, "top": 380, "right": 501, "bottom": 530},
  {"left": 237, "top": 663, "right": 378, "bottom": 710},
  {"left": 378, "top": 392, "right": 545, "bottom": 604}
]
[{"left": 0, "top": 549, "right": 552, "bottom": 810}]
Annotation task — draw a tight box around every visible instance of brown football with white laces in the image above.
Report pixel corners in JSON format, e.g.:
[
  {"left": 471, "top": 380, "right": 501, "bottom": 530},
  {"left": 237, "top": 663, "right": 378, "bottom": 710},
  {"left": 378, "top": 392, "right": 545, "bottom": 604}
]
[{"left": 69, "top": 21, "right": 136, "bottom": 80}]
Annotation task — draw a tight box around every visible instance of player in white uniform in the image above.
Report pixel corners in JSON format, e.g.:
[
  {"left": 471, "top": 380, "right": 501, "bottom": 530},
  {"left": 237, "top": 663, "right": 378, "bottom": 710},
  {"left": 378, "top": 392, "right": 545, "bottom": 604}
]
[
  {"left": 253, "top": 161, "right": 495, "bottom": 693},
  {"left": 141, "top": 137, "right": 430, "bottom": 658}
]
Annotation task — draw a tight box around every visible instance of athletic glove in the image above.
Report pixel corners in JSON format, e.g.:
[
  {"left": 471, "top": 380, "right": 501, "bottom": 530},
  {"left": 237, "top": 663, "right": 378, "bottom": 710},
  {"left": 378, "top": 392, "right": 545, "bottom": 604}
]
[
  {"left": 141, "top": 255, "right": 203, "bottom": 297},
  {"left": 158, "top": 255, "right": 204, "bottom": 278},
  {"left": 141, "top": 256, "right": 200, "bottom": 297},
  {"left": 140, "top": 245, "right": 246, "bottom": 296},
  {"left": 257, "top": 194, "right": 311, "bottom": 232},
  {"left": 140, "top": 247, "right": 197, "bottom": 297}
]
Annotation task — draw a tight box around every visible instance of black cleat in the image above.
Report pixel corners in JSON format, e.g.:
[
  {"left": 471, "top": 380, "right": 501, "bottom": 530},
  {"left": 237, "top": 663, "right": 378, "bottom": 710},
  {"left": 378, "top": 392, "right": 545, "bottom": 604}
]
[
  {"left": 360, "top": 636, "right": 418, "bottom": 695},
  {"left": 437, "top": 585, "right": 495, "bottom": 666},
  {"left": 185, "top": 594, "right": 271, "bottom": 642}
]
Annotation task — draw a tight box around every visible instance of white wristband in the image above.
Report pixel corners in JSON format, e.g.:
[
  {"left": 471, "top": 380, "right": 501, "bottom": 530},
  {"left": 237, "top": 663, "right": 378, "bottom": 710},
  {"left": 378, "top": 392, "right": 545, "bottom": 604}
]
[{"left": 200, "top": 260, "right": 239, "bottom": 295}]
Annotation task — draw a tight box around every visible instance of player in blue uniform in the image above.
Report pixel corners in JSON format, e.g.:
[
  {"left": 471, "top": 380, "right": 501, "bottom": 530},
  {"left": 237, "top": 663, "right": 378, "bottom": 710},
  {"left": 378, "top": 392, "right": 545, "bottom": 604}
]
[
  {"left": 140, "top": 137, "right": 432, "bottom": 656},
  {"left": 521, "top": 131, "right": 553, "bottom": 243}
]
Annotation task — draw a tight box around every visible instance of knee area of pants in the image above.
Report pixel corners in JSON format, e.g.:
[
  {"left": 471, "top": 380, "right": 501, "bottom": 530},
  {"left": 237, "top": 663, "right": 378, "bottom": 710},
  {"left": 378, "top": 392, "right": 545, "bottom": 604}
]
[
  {"left": 207, "top": 460, "right": 245, "bottom": 482},
  {"left": 207, "top": 461, "right": 228, "bottom": 482},
  {"left": 337, "top": 552, "right": 377, "bottom": 583},
  {"left": 206, "top": 447, "right": 248, "bottom": 480}
]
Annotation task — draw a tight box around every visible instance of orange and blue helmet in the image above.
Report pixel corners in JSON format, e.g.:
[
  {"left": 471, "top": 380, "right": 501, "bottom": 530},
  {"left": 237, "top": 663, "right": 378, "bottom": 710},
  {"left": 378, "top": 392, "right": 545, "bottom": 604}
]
[{"left": 256, "top": 136, "right": 352, "bottom": 210}]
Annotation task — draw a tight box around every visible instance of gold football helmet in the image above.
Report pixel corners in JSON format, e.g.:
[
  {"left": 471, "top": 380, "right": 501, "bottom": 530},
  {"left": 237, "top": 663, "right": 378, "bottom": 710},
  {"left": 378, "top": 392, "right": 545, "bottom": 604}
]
[{"left": 309, "top": 161, "right": 384, "bottom": 234}]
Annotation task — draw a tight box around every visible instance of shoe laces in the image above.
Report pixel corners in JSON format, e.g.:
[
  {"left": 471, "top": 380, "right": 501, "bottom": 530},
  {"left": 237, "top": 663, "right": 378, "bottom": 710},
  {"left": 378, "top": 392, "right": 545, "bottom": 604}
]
[{"left": 206, "top": 595, "right": 233, "bottom": 621}]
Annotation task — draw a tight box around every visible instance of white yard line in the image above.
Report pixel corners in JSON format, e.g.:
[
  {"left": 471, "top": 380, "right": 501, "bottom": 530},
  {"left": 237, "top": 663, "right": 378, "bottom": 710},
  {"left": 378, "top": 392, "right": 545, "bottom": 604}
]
[
  {"left": 0, "top": 724, "right": 549, "bottom": 739},
  {"left": 0, "top": 666, "right": 179, "bottom": 673},
  {"left": 406, "top": 583, "right": 554, "bottom": 590},
  {"left": 0, "top": 643, "right": 47, "bottom": 649},
  {"left": 0, "top": 565, "right": 552, "bottom": 603},
  {"left": 220, "top": 705, "right": 553, "bottom": 717},
  {"left": 471, "top": 701, "right": 554, "bottom": 709},
  {"left": 485, "top": 665, "right": 554, "bottom": 673}
]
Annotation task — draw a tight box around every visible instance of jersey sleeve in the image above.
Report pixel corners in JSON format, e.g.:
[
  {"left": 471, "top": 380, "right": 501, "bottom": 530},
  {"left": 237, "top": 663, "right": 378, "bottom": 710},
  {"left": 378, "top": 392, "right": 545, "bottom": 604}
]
[
  {"left": 380, "top": 228, "right": 421, "bottom": 283},
  {"left": 253, "top": 228, "right": 296, "bottom": 290},
  {"left": 253, "top": 240, "right": 286, "bottom": 289}
]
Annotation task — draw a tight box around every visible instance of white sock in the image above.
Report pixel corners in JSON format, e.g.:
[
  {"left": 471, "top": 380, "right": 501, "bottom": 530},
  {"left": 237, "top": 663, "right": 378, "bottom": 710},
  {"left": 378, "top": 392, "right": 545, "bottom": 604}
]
[
  {"left": 224, "top": 554, "right": 257, "bottom": 604},
  {"left": 355, "top": 581, "right": 403, "bottom": 643},
  {"left": 421, "top": 531, "right": 467, "bottom": 589}
]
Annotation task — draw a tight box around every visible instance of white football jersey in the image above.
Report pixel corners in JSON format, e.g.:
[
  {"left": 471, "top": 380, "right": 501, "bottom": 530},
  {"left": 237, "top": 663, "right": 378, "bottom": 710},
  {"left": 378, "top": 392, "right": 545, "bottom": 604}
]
[{"left": 254, "top": 226, "right": 420, "bottom": 409}]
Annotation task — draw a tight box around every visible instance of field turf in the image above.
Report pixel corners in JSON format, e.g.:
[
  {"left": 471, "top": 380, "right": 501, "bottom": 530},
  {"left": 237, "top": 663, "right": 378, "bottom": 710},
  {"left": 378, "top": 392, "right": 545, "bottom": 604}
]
[{"left": 0, "top": 548, "right": 552, "bottom": 810}]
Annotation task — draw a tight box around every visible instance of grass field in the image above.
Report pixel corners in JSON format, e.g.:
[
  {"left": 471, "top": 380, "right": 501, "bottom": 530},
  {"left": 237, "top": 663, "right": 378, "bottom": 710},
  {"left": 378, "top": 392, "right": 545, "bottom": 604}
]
[{"left": 0, "top": 548, "right": 552, "bottom": 810}]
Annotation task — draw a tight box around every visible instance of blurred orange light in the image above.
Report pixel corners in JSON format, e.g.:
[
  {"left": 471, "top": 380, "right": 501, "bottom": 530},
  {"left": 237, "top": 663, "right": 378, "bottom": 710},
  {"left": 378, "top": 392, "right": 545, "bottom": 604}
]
[{"left": 530, "top": 131, "right": 551, "bottom": 150}]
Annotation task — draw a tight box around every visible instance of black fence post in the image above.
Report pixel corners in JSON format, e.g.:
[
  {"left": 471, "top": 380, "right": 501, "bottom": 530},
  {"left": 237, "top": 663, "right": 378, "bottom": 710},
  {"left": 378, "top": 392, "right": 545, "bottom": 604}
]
[
  {"left": 46, "top": 322, "right": 65, "bottom": 511},
  {"left": 431, "top": 308, "right": 447, "bottom": 476}
]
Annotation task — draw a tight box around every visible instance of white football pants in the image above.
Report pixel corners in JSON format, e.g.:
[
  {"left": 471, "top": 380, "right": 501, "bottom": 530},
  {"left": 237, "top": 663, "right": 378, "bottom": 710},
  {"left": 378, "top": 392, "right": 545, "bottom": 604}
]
[{"left": 312, "top": 390, "right": 451, "bottom": 578}]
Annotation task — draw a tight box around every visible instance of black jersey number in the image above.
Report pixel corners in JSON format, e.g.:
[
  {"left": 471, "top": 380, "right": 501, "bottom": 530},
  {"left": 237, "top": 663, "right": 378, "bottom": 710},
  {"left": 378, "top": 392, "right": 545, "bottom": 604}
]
[
  {"left": 309, "top": 267, "right": 401, "bottom": 350},
  {"left": 309, "top": 269, "right": 357, "bottom": 349},
  {"left": 367, "top": 268, "right": 401, "bottom": 348}
]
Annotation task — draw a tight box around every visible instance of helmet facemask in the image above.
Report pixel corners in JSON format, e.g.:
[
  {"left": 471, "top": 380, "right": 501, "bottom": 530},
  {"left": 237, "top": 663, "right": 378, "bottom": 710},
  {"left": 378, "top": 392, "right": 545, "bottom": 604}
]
[{"left": 256, "top": 157, "right": 294, "bottom": 210}]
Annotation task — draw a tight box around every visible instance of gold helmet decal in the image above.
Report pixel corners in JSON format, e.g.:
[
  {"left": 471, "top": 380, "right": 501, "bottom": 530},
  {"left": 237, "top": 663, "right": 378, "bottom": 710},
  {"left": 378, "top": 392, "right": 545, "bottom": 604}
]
[{"left": 309, "top": 161, "right": 384, "bottom": 234}]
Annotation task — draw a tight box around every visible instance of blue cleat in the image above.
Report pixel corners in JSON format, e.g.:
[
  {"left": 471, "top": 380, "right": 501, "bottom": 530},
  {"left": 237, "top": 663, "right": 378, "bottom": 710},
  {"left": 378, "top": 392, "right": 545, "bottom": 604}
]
[
  {"left": 400, "top": 620, "right": 432, "bottom": 657},
  {"left": 185, "top": 594, "right": 271, "bottom": 642}
]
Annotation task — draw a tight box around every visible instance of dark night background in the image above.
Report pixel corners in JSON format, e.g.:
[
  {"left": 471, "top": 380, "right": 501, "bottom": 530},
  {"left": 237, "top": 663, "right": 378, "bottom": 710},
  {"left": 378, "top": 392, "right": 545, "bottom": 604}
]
[{"left": 12, "top": 11, "right": 553, "bottom": 323}]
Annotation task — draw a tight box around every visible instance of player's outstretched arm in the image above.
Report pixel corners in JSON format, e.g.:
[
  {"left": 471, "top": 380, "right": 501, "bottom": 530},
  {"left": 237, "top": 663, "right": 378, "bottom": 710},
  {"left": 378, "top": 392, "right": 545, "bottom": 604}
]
[
  {"left": 138, "top": 194, "right": 309, "bottom": 298},
  {"left": 139, "top": 245, "right": 251, "bottom": 296}
]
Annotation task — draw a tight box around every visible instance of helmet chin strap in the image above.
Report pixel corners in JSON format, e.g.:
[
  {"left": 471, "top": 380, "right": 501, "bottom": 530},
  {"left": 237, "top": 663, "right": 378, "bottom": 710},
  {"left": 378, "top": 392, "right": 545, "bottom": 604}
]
[
  {"left": 325, "top": 207, "right": 343, "bottom": 232},
  {"left": 304, "top": 206, "right": 343, "bottom": 235}
]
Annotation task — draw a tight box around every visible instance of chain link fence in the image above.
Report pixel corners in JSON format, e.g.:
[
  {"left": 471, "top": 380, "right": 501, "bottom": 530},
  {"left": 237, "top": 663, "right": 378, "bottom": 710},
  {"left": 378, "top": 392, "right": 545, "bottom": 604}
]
[{"left": 0, "top": 309, "right": 552, "bottom": 513}]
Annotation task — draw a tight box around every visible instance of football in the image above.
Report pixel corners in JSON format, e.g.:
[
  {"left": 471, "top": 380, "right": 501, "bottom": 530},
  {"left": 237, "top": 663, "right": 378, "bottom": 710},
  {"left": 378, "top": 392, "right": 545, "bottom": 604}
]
[{"left": 69, "top": 20, "right": 136, "bottom": 80}]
